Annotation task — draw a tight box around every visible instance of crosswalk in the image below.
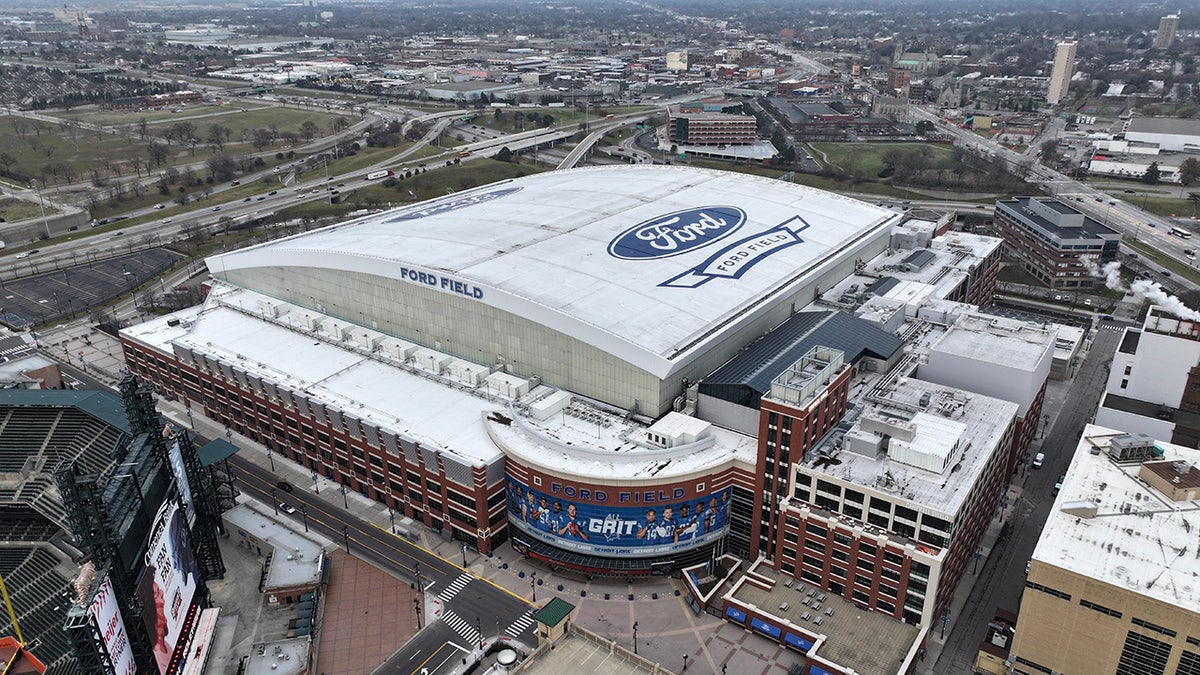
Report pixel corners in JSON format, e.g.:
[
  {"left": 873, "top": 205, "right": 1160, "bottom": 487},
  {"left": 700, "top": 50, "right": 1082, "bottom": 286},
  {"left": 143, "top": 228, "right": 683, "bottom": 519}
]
[
  {"left": 505, "top": 610, "right": 536, "bottom": 638},
  {"left": 442, "top": 609, "right": 482, "bottom": 645},
  {"left": 437, "top": 572, "right": 474, "bottom": 602}
]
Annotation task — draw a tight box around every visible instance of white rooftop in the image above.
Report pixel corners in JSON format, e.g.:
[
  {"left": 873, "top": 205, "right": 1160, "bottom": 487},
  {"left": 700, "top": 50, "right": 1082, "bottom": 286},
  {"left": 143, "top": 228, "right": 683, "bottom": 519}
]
[
  {"left": 223, "top": 503, "right": 325, "bottom": 591},
  {"left": 123, "top": 285, "right": 506, "bottom": 467},
  {"left": 206, "top": 165, "right": 897, "bottom": 378},
  {"left": 1035, "top": 425, "right": 1200, "bottom": 609},
  {"left": 929, "top": 313, "right": 1058, "bottom": 373},
  {"left": 805, "top": 377, "right": 1019, "bottom": 516},
  {"left": 123, "top": 284, "right": 757, "bottom": 480}
]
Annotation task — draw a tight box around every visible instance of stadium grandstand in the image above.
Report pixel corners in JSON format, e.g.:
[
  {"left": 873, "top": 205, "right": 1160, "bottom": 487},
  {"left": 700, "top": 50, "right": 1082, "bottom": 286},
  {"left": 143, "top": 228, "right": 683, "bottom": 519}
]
[{"left": 0, "top": 390, "right": 133, "bottom": 673}]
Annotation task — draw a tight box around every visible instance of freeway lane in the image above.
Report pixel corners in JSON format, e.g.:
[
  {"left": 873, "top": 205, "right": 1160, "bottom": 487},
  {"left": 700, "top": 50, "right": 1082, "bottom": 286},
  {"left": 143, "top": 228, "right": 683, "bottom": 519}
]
[{"left": 228, "top": 453, "right": 536, "bottom": 673}]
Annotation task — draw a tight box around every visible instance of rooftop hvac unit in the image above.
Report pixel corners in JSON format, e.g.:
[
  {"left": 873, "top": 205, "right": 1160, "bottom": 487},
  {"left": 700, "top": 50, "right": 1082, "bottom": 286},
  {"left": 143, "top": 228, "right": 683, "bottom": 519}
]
[{"left": 1107, "top": 433, "right": 1159, "bottom": 463}]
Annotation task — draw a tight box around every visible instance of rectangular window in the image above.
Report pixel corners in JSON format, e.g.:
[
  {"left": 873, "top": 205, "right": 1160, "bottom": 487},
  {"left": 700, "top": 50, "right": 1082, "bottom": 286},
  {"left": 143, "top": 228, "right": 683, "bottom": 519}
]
[
  {"left": 834, "top": 533, "right": 852, "bottom": 546},
  {"left": 1024, "top": 581, "right": 1071, "bottom": 601},
  {"left": 1013, "top": 656, "right": 1053, "bottom": 674},
  {"left": 832, "top": 549, "right": 849, "bottom": 562},
  {"left": 816, "top": 479, "right": 841, "bottom": 496},
  {"left": 856, "top": 558, "right": 875, "bottom": 572},
  {"left": 804, "top": 539, "right": 826, "bottom": 554},
  {"left": 1178, "top": 651, "right": 1200, "bottom": 675},
  {"left": 802, "top": 555, "right": 823, "bottom": 570},
  {"left": 854, "top": 574, "right": 872, "bottom": 588},
  {"left": 805, "top": 522, "right": 828, "bottom": 537},
  {"left": 830, "top": 565, "right": 846, "bottom": 579},
  {"left": 1131, "top": 617, "right": 1177, "bottom": 638},
  {"left": 844, "top": 488, "right": 864, "bottom": 503},
  {"left": 784, "top": 531, "right": 799, "bottom": 544},
  {"left": 867, "top": 511, "right": 889, "bottom": 528},
  {"left": 858, "top": 542, "right": 877, "bottom": 556},
  {"left": 1117, "top": 630, "right": 1171, "bottom": 675},
  {"left": 1080, "top": 599, "right": 1122, "bottom": 619}
]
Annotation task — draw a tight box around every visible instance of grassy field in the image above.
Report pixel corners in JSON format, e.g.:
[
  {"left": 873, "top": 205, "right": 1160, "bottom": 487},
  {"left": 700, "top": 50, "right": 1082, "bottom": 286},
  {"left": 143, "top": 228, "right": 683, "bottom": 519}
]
[
  {"left": 133, "top": 106, "right": 355, "bottom": 143},
  {"left": 47, "top": 101, "right": 273, "bottom": 127},
  {"left": 809, "top": 142, "right": 958, "bottom": 176},
  {"left": 685, "top": 158, "right": 923, "bottom": 199},
  {"left": 0, "top": 196, "right": 54, "bottom": 222}
]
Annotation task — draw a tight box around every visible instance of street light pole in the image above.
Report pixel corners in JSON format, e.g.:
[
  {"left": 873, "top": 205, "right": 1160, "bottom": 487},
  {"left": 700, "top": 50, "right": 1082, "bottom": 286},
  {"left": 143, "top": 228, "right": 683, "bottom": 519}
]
[
  {"left": 461, "top": 543, "right": 468, "bottom": 568},
  {"left": 267, "top": 451, "right": 275, "bottom": 472},
  {"left": 389, "top": 508, "right": 396, "bottom": 534},
  {"left": 413, "top": 597, "right": 422, "bottom": 629},
  {"left": 342, "top": 525, "right": 351, "bottom": 554},
  {"left": 531, "top": 572, "right": 536, "bottom": 603},
  {"left": 311, "top": 472, "right": 319, "bottom": 494},
  {"left": 341, "top": 484, "right": 348, "bottom": 509},
  {"left": 300, "top": 504, "right": 309, "bottom": 532},
  {"left": 29, "top": 179, "right": 49, "bottom": 240},
  {"left": 476, "top": 616, "right": 483, "bottom": 649},
  {"left": 632, "top": 621, "right": 638, "bottom": 655},
  {"left": 270, "top": 488, "right": 278, "bottom": 515}
]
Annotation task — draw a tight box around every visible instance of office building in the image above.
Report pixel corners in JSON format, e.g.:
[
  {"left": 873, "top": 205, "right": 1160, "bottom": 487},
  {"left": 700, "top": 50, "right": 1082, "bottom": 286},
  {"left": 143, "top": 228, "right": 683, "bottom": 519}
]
[{"left": 1010, "top": 425, "right": 1200, "bottom": 675}]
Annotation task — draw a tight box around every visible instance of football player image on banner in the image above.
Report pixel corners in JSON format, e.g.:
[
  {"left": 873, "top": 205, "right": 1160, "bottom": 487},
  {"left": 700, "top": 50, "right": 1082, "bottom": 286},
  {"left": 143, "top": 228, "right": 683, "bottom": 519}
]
[
  {"left": 138, "top": 502, "right": 199, "bottom": 674},
  {"left": 506, "top": 479, "right": 731, "bottom": 557}
]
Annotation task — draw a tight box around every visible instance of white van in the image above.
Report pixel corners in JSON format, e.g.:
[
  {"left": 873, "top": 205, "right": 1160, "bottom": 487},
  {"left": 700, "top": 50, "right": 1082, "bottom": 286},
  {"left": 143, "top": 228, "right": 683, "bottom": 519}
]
[{"left": 1033, "top": 453, "right": 1045, "bottom": 469}]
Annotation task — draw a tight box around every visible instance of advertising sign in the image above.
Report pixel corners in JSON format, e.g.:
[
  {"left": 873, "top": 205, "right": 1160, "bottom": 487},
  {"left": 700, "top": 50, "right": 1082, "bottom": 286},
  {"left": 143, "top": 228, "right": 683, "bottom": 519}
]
[
  {"left": 138, "top": 502, "right": 199, "bottom": 675},
  {"left": 165, "top": 438, "right": 195, "bottom": 526},
  {"left": 89, "top": 575, "right": 136, "bottom": 675},
  {"left": 506, "top": 479, "right": 731, "bottom": 557}
]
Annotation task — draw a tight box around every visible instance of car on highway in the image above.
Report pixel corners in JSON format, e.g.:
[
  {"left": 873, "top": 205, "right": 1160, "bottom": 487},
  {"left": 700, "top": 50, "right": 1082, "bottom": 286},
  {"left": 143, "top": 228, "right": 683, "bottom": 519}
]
[
  {"left": 212, "top": 206, "right": 221, "bottom": 211},
  {"left": 153, "top": 203, "right": 165, "bottom": 209},
  {"left": 1147, "top": 222, "right": 1156, "bottom": 228},
  {"left": 269, "top": 190, "right": 277, "bottom": 195},
  {"left": 15, "top": 251, "right": 30, "bottom": 259},
  {"left": 256, "top": 196, "right": 265, "bottom": 201},
  {"left": 161, "top": 218, "right": 171, "bottom": 223},
  {"left": 278, "top": 502, "right": 296, "bottom": 514},
  {"left": 1186, "top": 249, "right": 1196, "bottom": 260}
]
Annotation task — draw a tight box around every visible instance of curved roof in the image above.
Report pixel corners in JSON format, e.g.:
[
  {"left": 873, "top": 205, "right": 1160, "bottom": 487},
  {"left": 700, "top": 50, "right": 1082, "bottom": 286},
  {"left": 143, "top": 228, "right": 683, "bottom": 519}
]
[{"left": 208, "top": 166, "right": 896, "bottom": 378}]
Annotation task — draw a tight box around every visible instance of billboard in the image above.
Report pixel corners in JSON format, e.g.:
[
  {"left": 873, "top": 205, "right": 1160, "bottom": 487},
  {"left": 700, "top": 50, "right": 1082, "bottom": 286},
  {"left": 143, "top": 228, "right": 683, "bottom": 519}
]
[
  {"left": 89, "top": 575, "right": 136, "bottom": 675},
  {"left": 165, "top": 436, "right": 195, "bottom": 526},
  {"left": 506, "top": 479, "right": 731, "bottom": 557},
  {"left": 138, "top": 502, "right": 199, "bottom": 675}
]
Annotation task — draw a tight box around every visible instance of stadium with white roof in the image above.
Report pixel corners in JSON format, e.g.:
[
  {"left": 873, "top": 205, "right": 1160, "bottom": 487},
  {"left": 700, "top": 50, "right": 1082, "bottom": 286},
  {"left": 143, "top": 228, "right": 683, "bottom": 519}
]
[
  {"left": 121, "top": 165, "right": 905, "bottom": 573},
  {"left": 204, "top": 166, "right": 897, "bottom": 418}
]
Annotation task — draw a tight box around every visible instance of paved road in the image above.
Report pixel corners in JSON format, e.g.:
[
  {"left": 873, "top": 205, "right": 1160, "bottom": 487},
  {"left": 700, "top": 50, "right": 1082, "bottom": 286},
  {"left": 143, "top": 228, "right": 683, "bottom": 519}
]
[{"left": 932, "top": 324, "right": 1121, "bottom": 674}]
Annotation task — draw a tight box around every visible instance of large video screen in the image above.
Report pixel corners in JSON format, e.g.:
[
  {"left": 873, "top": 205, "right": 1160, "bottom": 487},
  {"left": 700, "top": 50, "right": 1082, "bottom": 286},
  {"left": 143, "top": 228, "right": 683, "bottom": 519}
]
[
  {"left": 137, "top": 502, "right": 199, "bottom": 675},
  {"left": 166, "top": 437, "right": 195, "bottom": 526},
  {"left": 506, "top": 479, "right": 731, "bottom": 557},
  {"left": 89, "top": 575, "right": 136, "bottom": 675}
]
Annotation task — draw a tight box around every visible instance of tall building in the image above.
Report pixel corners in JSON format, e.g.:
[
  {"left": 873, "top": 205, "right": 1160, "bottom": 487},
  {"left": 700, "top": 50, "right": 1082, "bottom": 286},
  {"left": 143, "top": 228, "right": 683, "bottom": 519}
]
[
  {"left": 1047, "top": 39, "right": 1077, "bottom": 105},
  {"left": 1009, "top": 425, "right": 1200, "bottom": 675},
  {"left": 1096, "top": 306, "right": 1200, "bottom": 448},
  {"left": 1155, "top": 13, "right": 1181, "bottom": 49}
]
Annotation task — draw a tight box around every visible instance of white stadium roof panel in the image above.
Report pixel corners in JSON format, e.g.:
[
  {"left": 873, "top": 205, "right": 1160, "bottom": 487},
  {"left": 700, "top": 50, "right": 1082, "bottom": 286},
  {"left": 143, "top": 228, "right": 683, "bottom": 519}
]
[{"left": 208, "top": 166, "right": 896, "bottom": 377}]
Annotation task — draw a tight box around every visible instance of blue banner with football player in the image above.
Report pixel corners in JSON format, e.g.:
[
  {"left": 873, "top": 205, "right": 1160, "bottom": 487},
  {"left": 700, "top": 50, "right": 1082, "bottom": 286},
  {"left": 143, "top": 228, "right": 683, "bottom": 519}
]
[{"left": 506, "top": 479, "right": 732, "bottom": 557}]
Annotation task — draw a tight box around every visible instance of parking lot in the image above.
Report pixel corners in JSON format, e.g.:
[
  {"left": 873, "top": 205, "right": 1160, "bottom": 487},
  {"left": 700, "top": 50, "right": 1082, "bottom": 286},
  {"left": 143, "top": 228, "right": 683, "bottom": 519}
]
[{"left": 0, "top": 247, "right": 183, "bottom": 328}]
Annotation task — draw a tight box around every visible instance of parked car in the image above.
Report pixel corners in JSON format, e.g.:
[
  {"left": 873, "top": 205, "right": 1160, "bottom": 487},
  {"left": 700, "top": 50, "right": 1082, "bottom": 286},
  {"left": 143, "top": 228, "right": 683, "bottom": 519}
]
[
  {"left": 1033, "top": 452, "right": 1045, "bottom": 469},
  {"left": 278, "top": 502, "right": 296, "bottom": 514},
  {"left": 276, "top": 481, "right": 293, "bottom": 492}
]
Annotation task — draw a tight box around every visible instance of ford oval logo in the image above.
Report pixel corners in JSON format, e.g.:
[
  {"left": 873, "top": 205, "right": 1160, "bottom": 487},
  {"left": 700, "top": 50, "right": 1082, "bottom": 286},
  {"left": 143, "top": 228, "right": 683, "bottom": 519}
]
[{"left": 608, "top": 206, "right": 747, "bottom": 260}]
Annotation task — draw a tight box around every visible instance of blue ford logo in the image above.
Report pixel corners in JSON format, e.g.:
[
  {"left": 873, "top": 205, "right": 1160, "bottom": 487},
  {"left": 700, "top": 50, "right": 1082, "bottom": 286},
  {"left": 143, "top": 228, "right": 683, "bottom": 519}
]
[{"left": 608, "top": 206, "right": 747, "bottom": 260}]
